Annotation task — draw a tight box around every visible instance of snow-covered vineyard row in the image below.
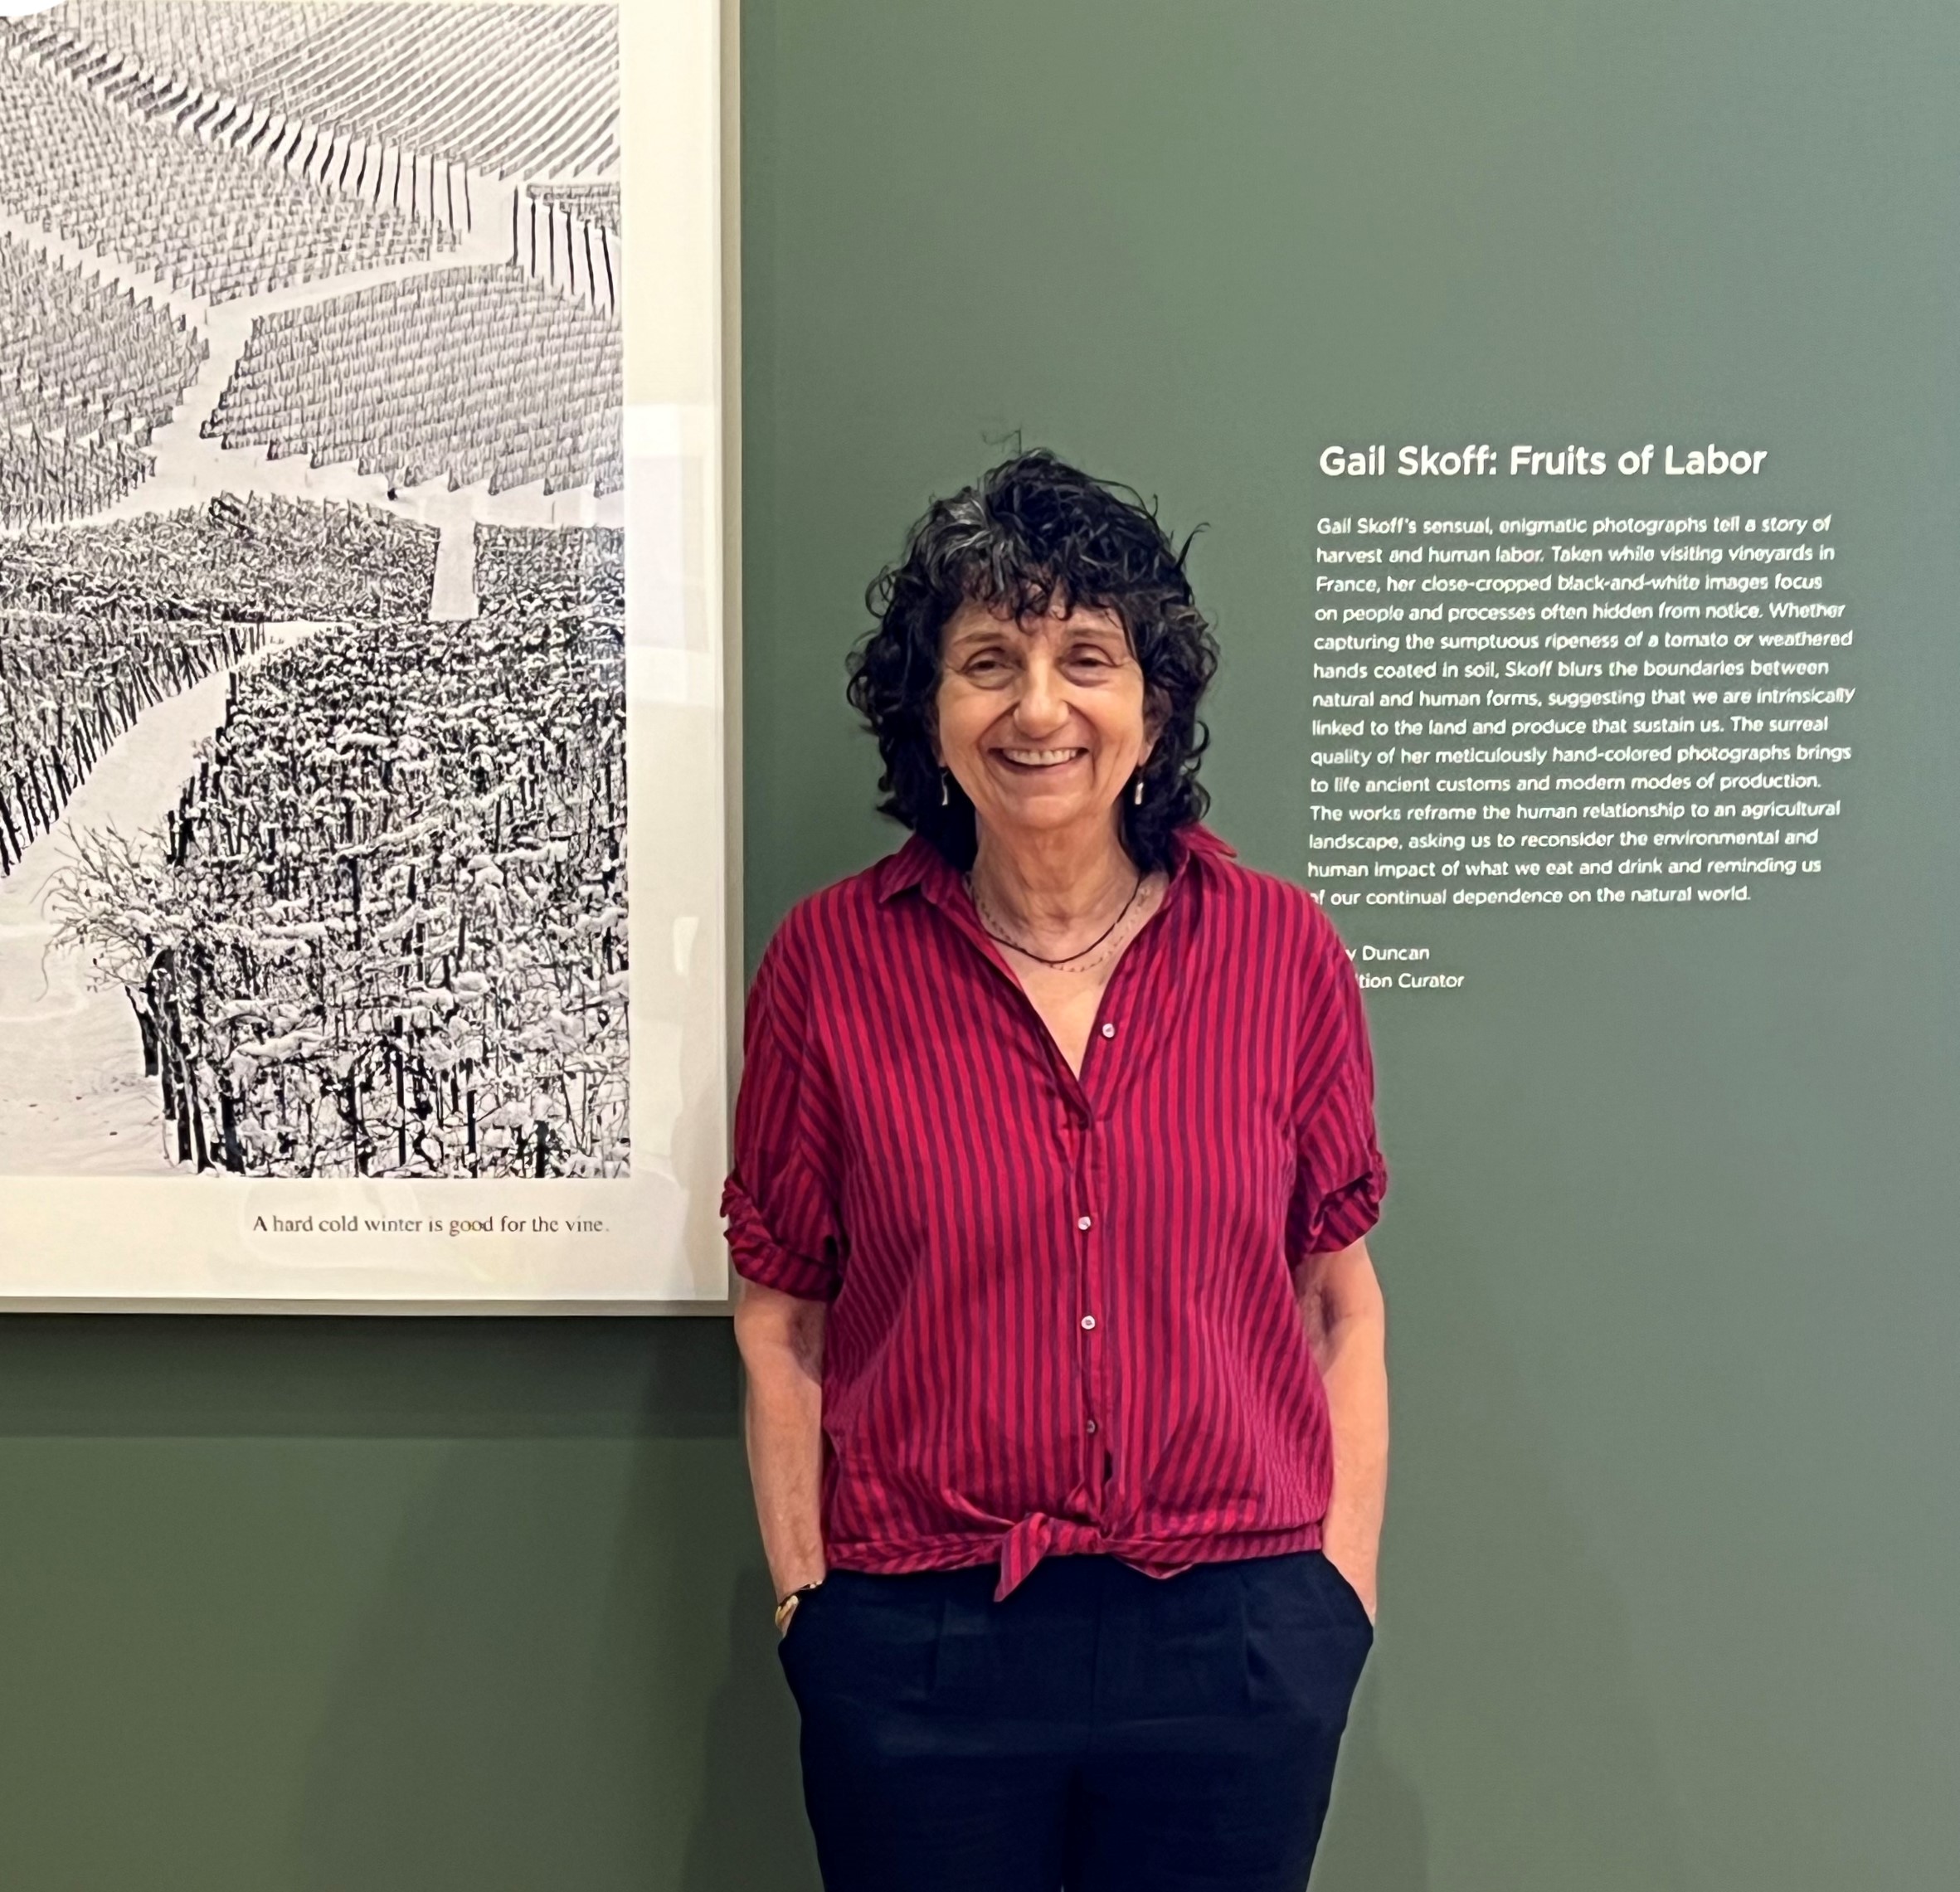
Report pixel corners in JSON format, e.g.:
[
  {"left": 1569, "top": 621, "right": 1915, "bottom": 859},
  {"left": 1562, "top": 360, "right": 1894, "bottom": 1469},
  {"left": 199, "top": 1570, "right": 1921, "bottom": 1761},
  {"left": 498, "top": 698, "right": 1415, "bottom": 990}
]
[
  {"left": 0, "top": 499, "right": 438, "bottom": 883},
  {"left": 0, "top": 615, "right": 264, "bottom": 878},
  {"left": 22, "top": 2, "right": 620, "bottom": 182},
  {"left": 0, "top": 232, "right": 208, "bottom": 528},
  {"left": 54, "top": 529, "right": 630, "bottom": 1180},
  {"left": 528, "top": 182, "right": 621, "bottom": 236},
  {"left": 1, "top": 435, "right": 152, "bottom": 530},
  {"left": 204, "top": 266, "right": 625, "bottom": 498},
  {"left": 0, "top": 495, "right": 436, "bottom": 622},
  {"left": 0, "top": 42, "right": 447, "bottom": 309}
]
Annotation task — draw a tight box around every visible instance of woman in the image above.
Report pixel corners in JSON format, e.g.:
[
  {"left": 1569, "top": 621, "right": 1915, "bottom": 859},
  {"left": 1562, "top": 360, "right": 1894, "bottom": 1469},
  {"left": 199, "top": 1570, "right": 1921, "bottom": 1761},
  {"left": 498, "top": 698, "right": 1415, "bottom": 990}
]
[{"left": 725, "top": 450, "right": 1389, "bottom": 1891}]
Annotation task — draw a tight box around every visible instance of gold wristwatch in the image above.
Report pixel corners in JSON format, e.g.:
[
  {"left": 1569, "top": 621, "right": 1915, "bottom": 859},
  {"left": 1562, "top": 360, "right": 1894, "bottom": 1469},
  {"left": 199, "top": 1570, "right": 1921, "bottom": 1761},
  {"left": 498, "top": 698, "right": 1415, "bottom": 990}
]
[{"left": 774, "top": 1580, "right": 823, "bottom": 1636}]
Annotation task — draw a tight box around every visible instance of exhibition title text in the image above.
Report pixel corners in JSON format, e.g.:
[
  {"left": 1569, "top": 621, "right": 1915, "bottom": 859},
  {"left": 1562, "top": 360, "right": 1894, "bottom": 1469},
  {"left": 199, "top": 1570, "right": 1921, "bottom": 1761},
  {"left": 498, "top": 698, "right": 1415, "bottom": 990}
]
[{"left": 1321, "top": 443, "right": 1768, "bottom": 479}]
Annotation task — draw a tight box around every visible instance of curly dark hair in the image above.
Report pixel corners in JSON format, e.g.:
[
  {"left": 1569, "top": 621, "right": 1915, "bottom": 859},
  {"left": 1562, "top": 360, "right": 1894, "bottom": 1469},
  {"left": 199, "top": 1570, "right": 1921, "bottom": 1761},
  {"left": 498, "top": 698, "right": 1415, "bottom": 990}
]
[{"left": 844, "top": 449, "right": 1220, "bottom": 874}]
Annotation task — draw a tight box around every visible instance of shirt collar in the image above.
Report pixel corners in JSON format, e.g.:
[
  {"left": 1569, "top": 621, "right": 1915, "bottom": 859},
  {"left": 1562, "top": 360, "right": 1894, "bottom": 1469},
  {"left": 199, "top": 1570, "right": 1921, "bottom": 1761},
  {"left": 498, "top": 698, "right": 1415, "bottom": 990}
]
[{"left": 873, "top": 822, "right": 1236, "bottom": 906}]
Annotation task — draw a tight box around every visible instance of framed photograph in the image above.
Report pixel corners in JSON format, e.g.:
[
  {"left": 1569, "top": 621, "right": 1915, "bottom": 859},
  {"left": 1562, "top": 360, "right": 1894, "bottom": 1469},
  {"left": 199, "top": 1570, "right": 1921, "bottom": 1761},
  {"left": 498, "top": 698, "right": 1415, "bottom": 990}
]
[{"left": 0, "top": 0, "right": 737, "bottom": 1310}]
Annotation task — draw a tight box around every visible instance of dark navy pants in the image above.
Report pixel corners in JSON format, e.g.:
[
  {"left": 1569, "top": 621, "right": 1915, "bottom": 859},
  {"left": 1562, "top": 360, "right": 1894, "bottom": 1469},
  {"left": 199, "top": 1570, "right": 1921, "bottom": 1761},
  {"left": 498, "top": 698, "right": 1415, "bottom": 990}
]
[{"left": 776, "top": 1549, "right": 1374, "bottom": 1891}]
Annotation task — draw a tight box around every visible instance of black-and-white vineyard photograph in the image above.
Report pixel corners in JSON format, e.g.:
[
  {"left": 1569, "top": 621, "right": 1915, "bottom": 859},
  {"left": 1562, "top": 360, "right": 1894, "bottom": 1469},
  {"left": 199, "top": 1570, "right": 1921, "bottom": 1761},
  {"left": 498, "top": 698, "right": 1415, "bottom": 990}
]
[{"left": 0, "top": 0, "right": 630, "bottom": 1182}]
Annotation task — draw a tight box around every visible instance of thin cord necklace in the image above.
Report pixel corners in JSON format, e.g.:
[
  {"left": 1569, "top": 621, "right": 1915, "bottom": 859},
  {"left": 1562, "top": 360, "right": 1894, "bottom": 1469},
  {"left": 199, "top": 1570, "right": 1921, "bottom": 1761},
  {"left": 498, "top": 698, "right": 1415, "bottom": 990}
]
[{"left": 966, "top": 868, "right": 1145, "bottom": 969}]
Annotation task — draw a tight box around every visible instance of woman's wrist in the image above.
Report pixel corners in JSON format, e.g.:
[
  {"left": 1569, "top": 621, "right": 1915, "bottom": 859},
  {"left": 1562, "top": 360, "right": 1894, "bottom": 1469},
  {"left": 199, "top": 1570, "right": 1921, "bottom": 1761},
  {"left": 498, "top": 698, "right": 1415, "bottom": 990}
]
[{"left": 772, "top": 1575, "right": 826, "bottom": 1636}]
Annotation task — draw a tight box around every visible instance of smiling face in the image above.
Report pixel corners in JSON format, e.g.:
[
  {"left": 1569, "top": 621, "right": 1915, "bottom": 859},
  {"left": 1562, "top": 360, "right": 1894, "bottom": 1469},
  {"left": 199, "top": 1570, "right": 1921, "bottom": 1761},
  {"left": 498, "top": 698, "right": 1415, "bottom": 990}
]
[{"left": 935, "top": 596, "right": 1156, "bottom": 852}]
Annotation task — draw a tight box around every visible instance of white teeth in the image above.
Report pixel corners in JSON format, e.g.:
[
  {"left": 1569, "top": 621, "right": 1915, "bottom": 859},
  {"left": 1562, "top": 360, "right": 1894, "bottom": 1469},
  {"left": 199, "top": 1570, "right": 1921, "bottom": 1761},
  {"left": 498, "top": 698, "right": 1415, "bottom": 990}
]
[{"left": 1000, "top": 748, "right": 1083, "bottom": 766}]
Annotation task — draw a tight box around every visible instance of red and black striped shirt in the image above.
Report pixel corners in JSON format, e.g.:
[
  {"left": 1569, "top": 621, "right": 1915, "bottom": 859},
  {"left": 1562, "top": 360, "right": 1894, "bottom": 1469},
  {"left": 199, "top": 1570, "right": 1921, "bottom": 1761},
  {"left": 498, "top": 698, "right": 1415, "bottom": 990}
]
[{"left": 722, "top": 824, "right": 1386, "bottom": 1600}]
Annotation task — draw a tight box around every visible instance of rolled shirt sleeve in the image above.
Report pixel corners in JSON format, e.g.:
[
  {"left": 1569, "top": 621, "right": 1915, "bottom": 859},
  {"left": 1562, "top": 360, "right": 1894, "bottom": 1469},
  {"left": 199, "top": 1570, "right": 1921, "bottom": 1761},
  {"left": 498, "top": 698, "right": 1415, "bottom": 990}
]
[
  {"left": 1287, "top": 918, "right": 1389, "bottom": 1257},
  {"left": 720, "top": 926, "right": 847, "bottom": 1301}
]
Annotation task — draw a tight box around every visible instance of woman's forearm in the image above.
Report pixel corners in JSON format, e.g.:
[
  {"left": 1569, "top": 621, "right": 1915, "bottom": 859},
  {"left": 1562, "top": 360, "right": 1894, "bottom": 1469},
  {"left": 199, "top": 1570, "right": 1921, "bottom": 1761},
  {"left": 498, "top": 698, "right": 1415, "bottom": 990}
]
[
  {"left": 1296, "top": 1240, "right": 1389, "bottom": 1617},
  {"left": 1316, "top": 1303, "right": 1389, "bottom": 1615},
  {"left": 733, "top": 1284, "right": 829, "bottom": 1600}
]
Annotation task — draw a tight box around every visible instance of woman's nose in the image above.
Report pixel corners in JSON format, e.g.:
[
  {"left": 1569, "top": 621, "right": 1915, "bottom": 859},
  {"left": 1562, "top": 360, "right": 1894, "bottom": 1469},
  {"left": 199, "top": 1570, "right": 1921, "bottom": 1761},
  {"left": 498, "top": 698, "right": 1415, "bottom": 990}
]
[{"left": 1013, "top": 658, "right": 1068, "bottom": 732}]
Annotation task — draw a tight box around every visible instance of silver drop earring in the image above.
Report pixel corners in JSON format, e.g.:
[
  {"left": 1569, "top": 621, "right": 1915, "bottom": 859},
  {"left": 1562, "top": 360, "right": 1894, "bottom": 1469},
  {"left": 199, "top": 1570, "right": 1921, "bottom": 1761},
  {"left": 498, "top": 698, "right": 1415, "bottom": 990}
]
[
  {"left": 1133, "top": 775, "right": 1145, "bottom": 806},
  {"left": 941, "top": 770, "right": 951, "bottom": 807}
]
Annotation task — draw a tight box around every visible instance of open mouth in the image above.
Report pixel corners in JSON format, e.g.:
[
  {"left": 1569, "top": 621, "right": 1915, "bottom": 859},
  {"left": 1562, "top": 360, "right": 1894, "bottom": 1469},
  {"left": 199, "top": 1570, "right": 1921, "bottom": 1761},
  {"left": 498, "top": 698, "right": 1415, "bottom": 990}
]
[{"left": 990, "top": 747, "right": 1089, "bottom": 775}]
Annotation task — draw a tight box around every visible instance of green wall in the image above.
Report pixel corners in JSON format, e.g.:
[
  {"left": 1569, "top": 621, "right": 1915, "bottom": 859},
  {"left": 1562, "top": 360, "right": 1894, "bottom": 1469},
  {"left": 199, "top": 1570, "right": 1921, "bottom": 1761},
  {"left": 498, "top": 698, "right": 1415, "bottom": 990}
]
[
  {"left": 2, "top": 2, "right": 1956, "bottom": 1887},
  {"left": 0, "top": 1318, "right": 810, "bottom": 1890}
]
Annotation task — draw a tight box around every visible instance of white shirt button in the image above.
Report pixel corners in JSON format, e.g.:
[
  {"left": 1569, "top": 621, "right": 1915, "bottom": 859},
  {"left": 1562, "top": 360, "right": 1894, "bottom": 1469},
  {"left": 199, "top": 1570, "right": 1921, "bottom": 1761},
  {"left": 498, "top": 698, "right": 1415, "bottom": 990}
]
[
  {"left": 1081, "top": 1314, "right": 1097, "bottom": 1330},
  {"left": 1077, "top": 1214, "right": 1093, "bottom": 1232},
  {"left": 1101, "top": 1022, "right": 1116, "bottom": 1038},
  {"left": 1086, "top": 1419, "right": 1099, "bottom": 1432}
]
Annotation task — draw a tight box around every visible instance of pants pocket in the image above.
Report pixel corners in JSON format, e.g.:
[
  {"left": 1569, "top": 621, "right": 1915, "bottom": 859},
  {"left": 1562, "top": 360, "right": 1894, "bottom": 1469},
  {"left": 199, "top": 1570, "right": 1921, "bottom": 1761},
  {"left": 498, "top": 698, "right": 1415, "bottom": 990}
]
[
  {"left": 1313, "top": 1549, "right": 1375, "bottom": 1633},
  {"left": 778, "top": 1572, "right": 939, "bottom": 1712},
  {"left": 1241, "top": 1553, "right": 1374, "bottom": 1724}
]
